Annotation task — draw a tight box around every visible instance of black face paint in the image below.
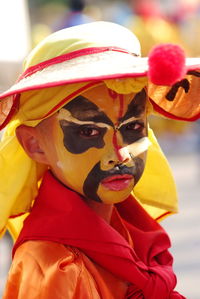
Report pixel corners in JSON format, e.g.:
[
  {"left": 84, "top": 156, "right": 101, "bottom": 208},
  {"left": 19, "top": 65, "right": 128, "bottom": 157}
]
[
  {"left": 60, "top": 96, "right": 114, "bottom": 154},
  {"left": 119, "top": 121, "right": 146, "bottom": 145},
  {"left": 83, "top": 158, "right": 145, "bottom": 202},
  {"left": 119, "top": 89, "right": 147, "bottom": 144},
  {"left": 121, "top": 89, "right": 147, "bottom": 121},
  {"left": 62, "top": 95, "right": 113, "bottom": 125},
  {"left": 60, "top": 120, "right": 107, "bottom": 154}
]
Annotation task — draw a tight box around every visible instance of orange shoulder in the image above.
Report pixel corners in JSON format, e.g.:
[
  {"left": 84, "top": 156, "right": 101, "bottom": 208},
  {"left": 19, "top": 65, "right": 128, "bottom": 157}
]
[{"left": 3, "top": 241, "right": 100, "bottom": 299}]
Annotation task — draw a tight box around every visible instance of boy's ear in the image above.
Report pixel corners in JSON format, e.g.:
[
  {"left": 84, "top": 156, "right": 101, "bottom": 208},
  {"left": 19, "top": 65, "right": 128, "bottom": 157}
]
[{"left": 15, "top": 125, "right": 49, "bottom": 164}]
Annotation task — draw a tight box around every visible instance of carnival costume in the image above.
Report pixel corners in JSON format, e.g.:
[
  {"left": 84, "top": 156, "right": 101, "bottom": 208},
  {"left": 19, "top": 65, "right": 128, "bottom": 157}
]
[{"left": 0, "top": 22, "right": 200, "bottom": 298}]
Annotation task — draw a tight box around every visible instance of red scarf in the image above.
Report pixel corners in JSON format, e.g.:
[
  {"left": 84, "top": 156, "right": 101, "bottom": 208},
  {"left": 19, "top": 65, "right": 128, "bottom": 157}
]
[{"left": 13, "top": 171, "right": 185, "bottom": 299}]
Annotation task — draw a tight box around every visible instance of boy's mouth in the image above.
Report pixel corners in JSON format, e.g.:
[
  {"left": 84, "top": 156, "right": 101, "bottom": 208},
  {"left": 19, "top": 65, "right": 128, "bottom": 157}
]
[{"left": 101, "top": 174, "right": 134, "bottom": 191}]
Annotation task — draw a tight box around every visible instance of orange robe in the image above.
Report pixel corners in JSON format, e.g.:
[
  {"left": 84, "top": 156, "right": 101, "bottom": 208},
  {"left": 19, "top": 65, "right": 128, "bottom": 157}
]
[
  {"left": 3, "top": 241, "right": 128, "bottom": 299},
  {"left": 3, "top": 171, "right": 185, "bottom": 298}
]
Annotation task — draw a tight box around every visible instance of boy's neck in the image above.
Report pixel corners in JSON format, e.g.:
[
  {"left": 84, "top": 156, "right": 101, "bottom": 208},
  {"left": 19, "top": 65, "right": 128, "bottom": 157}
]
[{"left": 85, "top": 199, "right": 113, "bottom": 224}]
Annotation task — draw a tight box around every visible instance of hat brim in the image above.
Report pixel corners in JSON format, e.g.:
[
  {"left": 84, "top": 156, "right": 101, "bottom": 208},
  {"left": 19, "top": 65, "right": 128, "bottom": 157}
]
[{"left": 0, "top": 47, "right": 200, "bottom": 128}]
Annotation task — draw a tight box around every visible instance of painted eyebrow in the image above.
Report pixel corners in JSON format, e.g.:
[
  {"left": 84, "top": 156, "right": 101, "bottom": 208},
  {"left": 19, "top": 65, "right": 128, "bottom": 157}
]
[
  {"left": 117, "top": 115, "right": 145, "bottom": 129},
  {"left": 120, "top": 89, "right": 147, "bottom": 122},
  {"left": 58, "top": 109, "right": 112, "bottom": 129},
  {"left": 61, "top": 95, "right": 113, "bottom": 126}
]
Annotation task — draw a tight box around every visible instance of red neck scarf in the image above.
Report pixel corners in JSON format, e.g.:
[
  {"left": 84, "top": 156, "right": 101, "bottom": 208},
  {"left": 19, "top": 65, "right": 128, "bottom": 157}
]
[{"left": 14, "top": 171, "right": 185, "bottom": 299}]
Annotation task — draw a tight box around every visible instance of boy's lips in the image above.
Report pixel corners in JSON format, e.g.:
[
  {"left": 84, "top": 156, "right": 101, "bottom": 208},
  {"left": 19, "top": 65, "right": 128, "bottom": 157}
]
[{"left": 101, "top": 174, "right": 134, "bottom": 191}]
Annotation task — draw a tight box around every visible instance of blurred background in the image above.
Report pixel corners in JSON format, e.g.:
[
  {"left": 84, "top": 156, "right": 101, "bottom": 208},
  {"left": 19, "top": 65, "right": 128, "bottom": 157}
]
[{"left": 0, "top": 0, "right": 199, "bottom": 298}]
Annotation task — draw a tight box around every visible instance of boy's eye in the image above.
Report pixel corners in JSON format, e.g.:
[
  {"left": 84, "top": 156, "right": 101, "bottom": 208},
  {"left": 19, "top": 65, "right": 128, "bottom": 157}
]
[
  {"left": 79, "top": 126, "right": 100, "bottom": 137},
  {"left": 126, "top": 121, "right": 144, "bottom": 131}
]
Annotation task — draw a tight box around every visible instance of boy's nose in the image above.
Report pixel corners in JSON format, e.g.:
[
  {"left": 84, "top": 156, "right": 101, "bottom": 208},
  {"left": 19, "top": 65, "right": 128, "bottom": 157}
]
[
  {"left": 102, "top": 146, "right": 132, "bottom": 170},
  {"left": 109, "top": 147, "right": 131, "bottom": 165},
  {"left": 101, "top": 129, "right": 133, "bottom": 170}
]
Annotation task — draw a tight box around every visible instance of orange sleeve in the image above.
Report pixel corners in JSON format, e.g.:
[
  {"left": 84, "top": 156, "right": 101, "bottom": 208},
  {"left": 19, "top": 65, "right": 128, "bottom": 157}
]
[{"left": 3, "top": 241, "right": 100, "bottom": 299}]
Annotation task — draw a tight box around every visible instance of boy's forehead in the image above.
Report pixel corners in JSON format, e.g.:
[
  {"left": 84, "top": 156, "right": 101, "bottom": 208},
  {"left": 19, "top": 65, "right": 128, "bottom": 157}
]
[{"left": 60, "top": 84, "right": 147, "bottom": 121}]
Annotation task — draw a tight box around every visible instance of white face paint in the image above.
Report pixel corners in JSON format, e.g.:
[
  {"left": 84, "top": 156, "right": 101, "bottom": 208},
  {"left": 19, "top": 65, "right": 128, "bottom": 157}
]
[
  {"left": 127, "top": 137, "right": 151, "bottom": 157},
  {"left": 56, "top": 161, "right": 64, "bottom": 170},
  {"left": 58, "top": 108, "right": 110, "bottom": 129}
]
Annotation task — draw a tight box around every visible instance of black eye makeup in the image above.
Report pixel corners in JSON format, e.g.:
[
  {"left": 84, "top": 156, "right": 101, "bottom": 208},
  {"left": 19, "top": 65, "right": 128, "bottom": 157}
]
[
  {"left": 60, "top": 120, "right": 107, "bottom": 154},
  {"left": 125, "top": 120, "right": 145, "bottom": 132},
  {"left": 119, "top": 119, "right": 146, "bottom": 145},
  {"left": 78, "top": 125, "right": 102, "bottom": 138},
  {"left": 118, "top": 89, "right": 147, "bottom": 144}
]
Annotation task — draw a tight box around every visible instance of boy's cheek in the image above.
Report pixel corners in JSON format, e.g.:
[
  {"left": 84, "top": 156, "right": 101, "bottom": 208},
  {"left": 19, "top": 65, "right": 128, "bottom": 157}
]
[{"left": 50, "top": 144, "right": 102, "bottom": 195}]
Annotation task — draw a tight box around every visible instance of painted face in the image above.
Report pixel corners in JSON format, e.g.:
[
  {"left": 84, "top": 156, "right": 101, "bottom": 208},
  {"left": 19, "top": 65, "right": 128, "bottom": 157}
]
[{"left": 38, "top": 84, "right": 148, "bottom": 204}]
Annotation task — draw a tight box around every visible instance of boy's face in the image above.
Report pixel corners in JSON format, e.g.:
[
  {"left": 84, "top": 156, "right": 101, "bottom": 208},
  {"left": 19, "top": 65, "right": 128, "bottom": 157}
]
[{"left": 37, "top": 84, "right": 148, "bottom": 204}]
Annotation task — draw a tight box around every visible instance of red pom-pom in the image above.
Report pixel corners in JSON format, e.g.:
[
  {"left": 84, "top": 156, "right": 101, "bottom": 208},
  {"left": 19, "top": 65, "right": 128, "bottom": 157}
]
[{"left": 148, "top": 44, "right": 186, "bottom": 86}]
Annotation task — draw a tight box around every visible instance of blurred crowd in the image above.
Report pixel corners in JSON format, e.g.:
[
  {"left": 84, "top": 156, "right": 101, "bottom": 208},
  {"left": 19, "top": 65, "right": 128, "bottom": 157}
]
[{"left": 29, "top": 0, "right": 200, "bottom": 57}]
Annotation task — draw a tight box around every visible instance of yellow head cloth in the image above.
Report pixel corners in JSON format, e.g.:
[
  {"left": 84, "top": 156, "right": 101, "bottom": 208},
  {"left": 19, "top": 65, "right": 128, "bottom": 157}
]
[{"left": 0, "top": 22, "right": 178, "bottom": 239}]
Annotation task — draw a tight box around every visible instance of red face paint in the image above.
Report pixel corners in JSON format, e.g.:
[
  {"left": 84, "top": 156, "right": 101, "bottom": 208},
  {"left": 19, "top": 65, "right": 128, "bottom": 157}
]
[
  {"left": 118, "top": 94, "right": 124, "bottom": 119},
  {"left": 112, "top": 130, "right": 123, "bottom": 161},
  {"left": 108, "top": 88, "right": 118, "bottom": 100},
  {"left": 112, "top": 93, "right": 124, "bottom": 162}
]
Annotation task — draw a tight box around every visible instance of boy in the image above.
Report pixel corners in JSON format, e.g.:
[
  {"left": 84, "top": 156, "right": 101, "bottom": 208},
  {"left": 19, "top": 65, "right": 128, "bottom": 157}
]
[{"left": 0, "top": 22, "right": 200, "bottom": 298}]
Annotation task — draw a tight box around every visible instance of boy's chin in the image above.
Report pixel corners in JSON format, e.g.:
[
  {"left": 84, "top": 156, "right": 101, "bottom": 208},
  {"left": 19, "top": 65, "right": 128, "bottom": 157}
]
[
  {"left": 96, "top": 181, "right": 134, "bottom": 204},
  {"left": 97, "top": 190, "right": 133, "bottom": 205}
]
